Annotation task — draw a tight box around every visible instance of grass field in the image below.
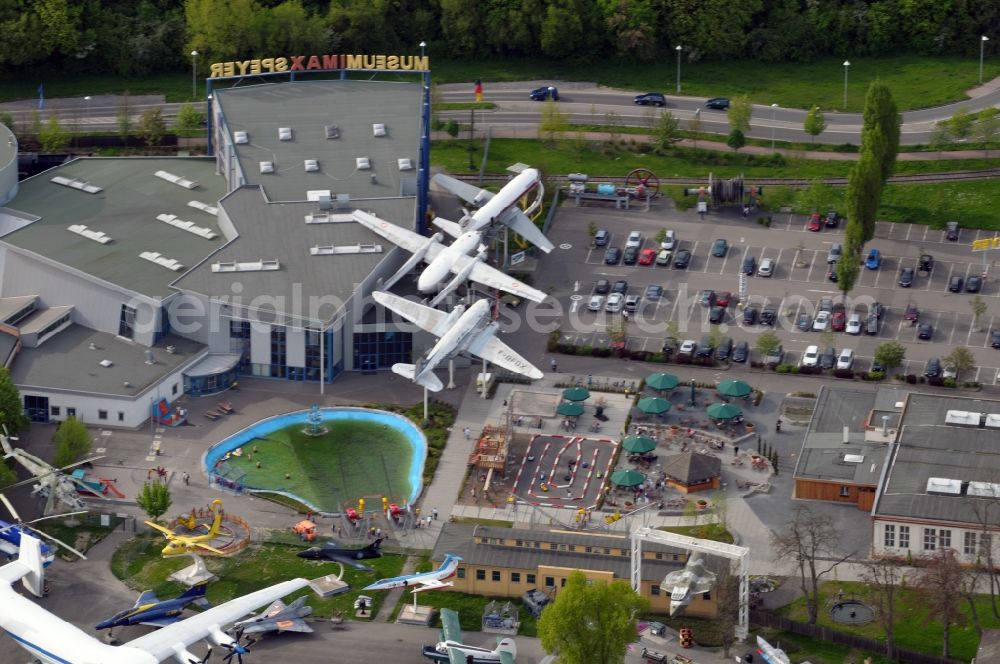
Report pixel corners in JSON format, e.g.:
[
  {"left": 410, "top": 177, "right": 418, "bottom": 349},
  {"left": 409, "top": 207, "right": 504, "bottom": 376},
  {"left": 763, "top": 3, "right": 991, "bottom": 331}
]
[
  {"left": 220, "top": 420, "right": 416, "bottom": 512},
  {"left": 111, "top": 534, "right": 405, "bottom": 619}
]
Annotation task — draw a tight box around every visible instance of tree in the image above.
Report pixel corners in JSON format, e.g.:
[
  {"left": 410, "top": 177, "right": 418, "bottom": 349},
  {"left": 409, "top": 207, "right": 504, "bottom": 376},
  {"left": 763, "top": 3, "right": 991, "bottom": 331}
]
[
  {"left": 538, "top": 99, "right": 569, "bottom": 143},
  {"left": 755, "top": 330, "right": 780, "bottom": 358},
  {"left": 0, "top": 367, "right": 28, "bottom": 435},
  {"left": 138, "top": 108, "right": 166, "bottom": 147},
  {"left": 174, "top": 104, "right": 205, "bottom": 134},
  {"left": 803, "top": 106, "right": 826, "bottom": 143},
  {"left": 116, "top": 92, "right": 132, "bottom": 142},
  {"left": 914, "top": 547, "right": 966, "bottom": 658},
  {"left": 929, "top": 121, "right": 951, "bottom": 157},
  {"left": 0, "top": 460, "right": 15, "bottom": 490},
  {"left": 835, "top": 251, "right": 860, "bottom": 301},
  {"left": 538, "top": 570, "right": 649, "bottom": 664},
  {"left": 651, "top": 111, "right": 681, "bottom": 153},
  {"left": 727, "top": 94, "right": 752, "bottom": 134},
  {"left": 971, "top": 294, "right": 988, "bottom": 332},
  {"left": 944, "top": 346, "right": 976, "bottom": 381},
  {"left": 862, "top": 557, "right": 903, "bottom": 660},
  {"left": 726, "top": 129, "right": 746, "bottom": 152},
  {"left": 844, "top": 140, "right": 884, "bottom": 249},
  {"left": 975, "top": 111, "right": 1000, "bottom": 159},
  {"left": 713, "top": 561, "right": 741, "bottom": 658},
  {"left": 136, "top": 481, "right": 172, "bottom": 522},
  {"left": 949, "top": 106, "right": 974, "bottom": 142},
  {"left": 37, "top": 115, "right": 70, "bottom": 152},
  {"left": 51, "top": 417, "right": 91, "bottom": 468},
  {"left": 874, "top": 341, "right": 906, "bottom": 372},
  {"left": 770, "top": 505, "right": 854, "bottom": 624},
  {"left": 861, "top": 79, "right": 901, "bottom": 182}
]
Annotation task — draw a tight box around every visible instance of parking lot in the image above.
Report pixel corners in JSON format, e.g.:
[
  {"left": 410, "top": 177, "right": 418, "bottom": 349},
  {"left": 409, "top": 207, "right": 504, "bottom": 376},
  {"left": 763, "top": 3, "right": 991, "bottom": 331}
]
[{"left": 533, "top": 203, "right": 1000, "bottom": 384}]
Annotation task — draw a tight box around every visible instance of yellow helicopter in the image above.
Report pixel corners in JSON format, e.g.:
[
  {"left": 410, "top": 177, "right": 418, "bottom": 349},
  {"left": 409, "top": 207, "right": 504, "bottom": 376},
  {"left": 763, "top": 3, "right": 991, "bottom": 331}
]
[{"left": 145, "top": 499, "right": 226, "bottom": 556}]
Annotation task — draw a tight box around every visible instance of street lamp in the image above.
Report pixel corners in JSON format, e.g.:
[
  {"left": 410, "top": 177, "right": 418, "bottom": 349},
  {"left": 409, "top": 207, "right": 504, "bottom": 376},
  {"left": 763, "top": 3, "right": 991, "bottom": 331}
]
[
  {"left": 419, "top": 41, "right": 427, "bottom": 58},
  {"left": 981, "top": 35, "right": 990, "bottom": 85},
  {"left": 843, "top": 60, "right": 850, "bottom": 110},
  {"left": 191, "top": 50, "right": 198, "bottom": 100},
  {"left": 675, "top": 45, "right": 683, "bottom": 93},
  {"left": 770, "top": 103, "right": 778, "bottom": 152}
]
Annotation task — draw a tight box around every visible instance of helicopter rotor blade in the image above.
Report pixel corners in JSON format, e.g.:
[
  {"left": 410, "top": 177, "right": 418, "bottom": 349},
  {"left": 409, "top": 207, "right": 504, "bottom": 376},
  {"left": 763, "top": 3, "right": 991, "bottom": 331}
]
[{"left": 0, "top": 492, "right": 20, "bottom": 522}]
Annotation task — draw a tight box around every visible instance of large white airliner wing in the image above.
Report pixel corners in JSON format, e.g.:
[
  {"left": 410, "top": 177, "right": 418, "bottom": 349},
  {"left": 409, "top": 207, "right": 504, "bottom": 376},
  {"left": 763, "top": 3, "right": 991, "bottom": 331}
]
[
  {"left": 124, "top": 579, "right": 309, "bottom": 661},
  {"left": 466, "top": 332, "right": 543, "bottom": 379},
  {"left": 497, "top": 207, "right": 555, "bottom": 253},
  {"left": 372, "top": 291, "right": 450, "bottom": 337},
  {"left": 431, "top": 173, "right": 493, "bottom": 207},
  {"left": 448, "top": 254, "right": 547, "bottom": 303},
  {"left": 352, "top": 210, "right": 445, "bottom": 261}
]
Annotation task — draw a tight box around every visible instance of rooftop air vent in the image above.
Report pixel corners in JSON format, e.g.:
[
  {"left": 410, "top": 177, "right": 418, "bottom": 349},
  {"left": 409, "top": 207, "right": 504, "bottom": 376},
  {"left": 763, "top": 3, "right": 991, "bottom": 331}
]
[
  {"left": 51, "top": 175, "right": 102, "bottom": 194},
  {"left": 211, "top": 259, "right": 280, "bottom": 273},
  {"left": 304, "top": 159, "right": 319, "bottom": 172},
  {"left": 356, "top": 157, "right": 371, "bottom": 170},
  {"left": 157, "top": 213, "right": 217, "bottom": 240},
  {"left": 67, "top": 224, "right": 112, "bottom": 244},
  {"left": 234, "top": 131, "right": 249, "bottom": 144},
  {"left": 139, "top": 251, "right": 185, "bottom": 271},
  {"left": 279, "top": 127, "right": 292, "bottom": 141},
  {"left": 187, "top": 200, "right": 219, "bottom": 216},
  {"left": 99, "top": 359, "right": 114, "bottom": 368},
  {"left": 260, "top": 161, "right": 275, "bottom": 174},
  {"left": 154, "top": 170, "right": 199, "bottom": 189},
  {"left": 398, "top": 158, "right": 413, "bottom": 171},
  {"left": 926, "top": 477, "right": 962, "bottom": 496},
  {"left": 372, "top": 123, "right": 386, "bottom": 137},
  {"left": 325, "top": 125, "right": 339, "bottom": 139}
]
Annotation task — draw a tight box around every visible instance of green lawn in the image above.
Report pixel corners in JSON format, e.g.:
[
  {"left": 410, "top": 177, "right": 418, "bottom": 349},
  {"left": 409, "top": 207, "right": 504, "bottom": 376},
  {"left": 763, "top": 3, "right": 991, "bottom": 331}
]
[
  {"left": 110, "top": 534, "right": 405, "bottom": 620},
  {"left": 778, "top": 580, "right": 994, "bottom": 662},
  {"left": 658, "top": 523, "right": 735, "bottom": 544},
  {"left": 40, "top": 514, "right": 123, "bottom": 561},
  {"left": 220, "top": 420, "right": 416, "bottom": 512},
  {"left": 390, "top": 589, "right": 540, "bottom": 638}
]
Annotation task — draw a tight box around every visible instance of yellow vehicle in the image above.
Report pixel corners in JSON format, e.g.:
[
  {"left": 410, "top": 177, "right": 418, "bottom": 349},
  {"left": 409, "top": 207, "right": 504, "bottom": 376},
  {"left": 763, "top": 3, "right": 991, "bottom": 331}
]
[{"left": 146, "top": 499, "right": 225, "bottom": 556}]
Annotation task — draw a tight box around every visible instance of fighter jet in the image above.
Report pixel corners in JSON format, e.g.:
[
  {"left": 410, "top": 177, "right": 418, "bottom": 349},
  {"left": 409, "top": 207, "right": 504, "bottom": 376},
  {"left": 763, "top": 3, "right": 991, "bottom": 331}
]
[
  {"left": 372, "top": 291, "right": 543, "bottom": 392},
  {"left": 421, "top": 607, "right": 516, "bottom": 664},
  {"left": 662, "top": 552, "right": 717, "bottom": 617},
  {"left": 230, "top": 596, "right": 313, "bottom": 635},
  {"left": 296, "top": 537, "right": 384, "bottom": 572},
  {"left": 95, "top": 583, "right": 212, "bottom": 632}
]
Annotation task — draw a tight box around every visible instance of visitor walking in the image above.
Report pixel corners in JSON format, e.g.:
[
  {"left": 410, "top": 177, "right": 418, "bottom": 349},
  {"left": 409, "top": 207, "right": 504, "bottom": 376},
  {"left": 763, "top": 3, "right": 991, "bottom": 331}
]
[
  {"left": 182, "top": 472, "right": 190, "bottom": 485},
  {"left": 432, "top": 508, "right": 438, "bottom": 520},
  {"left": 463, "top": 426, "right": 471, "bottom": 439}
]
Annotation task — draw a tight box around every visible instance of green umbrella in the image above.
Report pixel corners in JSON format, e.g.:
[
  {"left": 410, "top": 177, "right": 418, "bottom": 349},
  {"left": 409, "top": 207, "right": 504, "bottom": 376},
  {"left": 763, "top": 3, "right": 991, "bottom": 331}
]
[
  {"left": 646, "top": 372, "right": 680, "bottom": 391},
  {"left": 622, "top": 435, "right": 657, "bottom": 454},
  {"left": 610, "top": 468, "right": 646, "bottom": 487},
  {"left": 562, "top": 386, "right": 591, "bottom": 402},
  {"left": 707, "top": 402, "right": 743, "bottom": 420},
  {"left": 557, "top": 402, "right": 585, "bottom": 417},
  {"left": 636, "top": 396, "right": 672, "bottom": 414},
  {"left": 717, "top": 379, "right": 752, "bottom": 398}
]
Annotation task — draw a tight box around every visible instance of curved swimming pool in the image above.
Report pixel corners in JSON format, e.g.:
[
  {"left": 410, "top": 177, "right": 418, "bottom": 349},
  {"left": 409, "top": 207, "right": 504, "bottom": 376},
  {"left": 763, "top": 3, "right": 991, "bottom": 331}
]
[{"left": 203, "top": 407, "right": 427, "bottom": 507}]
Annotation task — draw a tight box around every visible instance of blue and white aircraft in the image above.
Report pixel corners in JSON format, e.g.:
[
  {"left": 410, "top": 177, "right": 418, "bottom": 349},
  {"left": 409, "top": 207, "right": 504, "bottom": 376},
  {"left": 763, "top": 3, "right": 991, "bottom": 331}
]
[
  {"left": 363, "top": 554, "right": 463, "bottom": 593},
  {"left": 0, "top": 492, "right": 81, "bottom": 566},
  {"left": 95, "top": 582, "right": 212, "bottom": 632}
]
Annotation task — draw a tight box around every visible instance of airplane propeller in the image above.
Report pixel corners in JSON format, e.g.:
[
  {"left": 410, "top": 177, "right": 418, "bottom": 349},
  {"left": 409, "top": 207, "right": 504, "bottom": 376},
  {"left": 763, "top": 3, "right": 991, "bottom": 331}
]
[
  {"left": 221, "top": 626, "right": 258, "bottom": 664},
  {"left": 0, "top": 492, "right": 89, "bottom": 560}
]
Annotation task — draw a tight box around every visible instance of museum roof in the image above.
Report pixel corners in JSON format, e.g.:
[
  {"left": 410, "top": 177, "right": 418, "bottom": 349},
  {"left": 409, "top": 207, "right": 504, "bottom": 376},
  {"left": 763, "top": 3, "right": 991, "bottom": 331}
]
[
  {"left": 10, "top": 324, "right": 205, "bottom": 398},
  {"left": 171, "top": 186, "right": 415, "bottom": 325},
  {"left": 215, "top": 80, "right": 423, "bottom": 202},
  {"left": 0, "top": 157, "right": 227, "bottom": 300}
]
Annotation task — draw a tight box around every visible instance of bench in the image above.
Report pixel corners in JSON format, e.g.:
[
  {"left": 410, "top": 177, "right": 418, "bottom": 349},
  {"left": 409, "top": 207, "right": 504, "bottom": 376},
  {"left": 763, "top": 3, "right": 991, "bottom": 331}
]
[{"left": 641, "top": 647, "right": 668, "bottom": 663}]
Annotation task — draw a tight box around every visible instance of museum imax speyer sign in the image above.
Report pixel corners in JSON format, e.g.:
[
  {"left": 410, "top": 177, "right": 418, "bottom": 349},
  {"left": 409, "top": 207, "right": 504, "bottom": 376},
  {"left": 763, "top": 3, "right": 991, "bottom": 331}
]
[{"left": 209, "top": 54, "right": 429, "bottom": 78}]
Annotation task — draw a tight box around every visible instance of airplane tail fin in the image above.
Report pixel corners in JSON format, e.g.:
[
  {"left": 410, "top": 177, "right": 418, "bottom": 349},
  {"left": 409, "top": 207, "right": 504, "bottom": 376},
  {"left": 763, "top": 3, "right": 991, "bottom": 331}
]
[
  {"left": 494, "top": 637, "right": 518, "bottom": 659},
  {"left": 0, "top": 532, "right": 44, "bottom": 597},
  {"left": 180, "top": 582, "right": 210, "bottom": 606},
  {"left": 392, "top": 363, "right": 444, "bottom": 392},
  {"left": 370, "top": 537, "right": 384, "bottom": 550},
  {"left": 431, "top": 217, "right": 464, "bottom": 239}
]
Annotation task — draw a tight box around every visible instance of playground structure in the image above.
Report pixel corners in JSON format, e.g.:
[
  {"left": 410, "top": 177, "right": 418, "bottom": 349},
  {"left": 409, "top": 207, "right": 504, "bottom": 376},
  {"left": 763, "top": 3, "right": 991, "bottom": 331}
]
[
  {"left": 164, "top": 501, "right": 252, "bottom": 558},
  {"left": 566, "top": 168, "right": 660, "bottom": 210},
  {"left": 150, "top": 398, "right": 187, "bottom": 427},
  {"left": 468, "top": 425, "right": 508, "bottom": 476},
  {"left": 683, "top": 174, "right": 763, "bottom": 212},
  {"left": 69, "top": 469, "right": 126, "bottom": 499}
]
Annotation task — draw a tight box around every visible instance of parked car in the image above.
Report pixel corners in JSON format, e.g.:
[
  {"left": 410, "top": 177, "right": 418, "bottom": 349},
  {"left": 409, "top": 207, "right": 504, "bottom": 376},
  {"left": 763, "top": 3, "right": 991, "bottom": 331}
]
[
  {"left": 818, "top": 297, "right": 834, "bottom": 312},
  {"left": 899, "top": 267, "right": 915, "bottom": 287},
  {"left": 796, "top": 312, "right": 812, "bottom": 331},
  {"left": 656, "top": 249, "right": 672, "bottom": 265},
  {"left": 992, "top": 330, "right": 1000, "bottom": 348},
  {"left": 673, "top": 249, "right": 691, "bottom": 268},
  {"left": 846, "top": 314, "right": 863, "bottom": 335},
  {"left": 715, "top": 337, "right": 734, "bottom": 361},
  {"left": 831, "top": 309, "right": 847, "bottom": 331},
  {"left": 836, "top": 348, "right": 855, "bottom": 370},
  {"left": 715, "top": 291, "right": 732, "bottom": 307},
  {"left": 741, "top": 255, "right": 757, "bottom": 275},
  {"left": 871, "top": 302, "right": 885, "bottom": 319},
  {"left": 622, "top": 246, "right": 639, "bottom": 265},
  {"left": 812, "top": 311, "right": 831, "bottom": 332},
  {"left": 760, "top": 306, "right": 777, "bottom": 326},
  {"left": 871, "top": 359, "right": 885, "bottom": 373},
  {"left": 827, "top": 264, "right": 839, "bottom": 282},
  {"left": 594, "top": 229, "right": 610, "bottom": 246},
  {"left": 662, "top": 337, "right": 679, "bottom": 354},
  {"left": 924, "top": 357, "right": 942, "bottom": 378},
  {"left": 949, "top": 276, "right": 965, "bottom": 292},
  {"left": 711, "top": 238, "right": 728, "bottom": 257},
  {"left": 758, "top": 258, "right": 775, "bottom": 277},
  {"left": 765, "top": 344, "right": 785, "bottom": 367},
  {"left": 594, "top": 279, "right": 610, "bottom": 294},
  {"left": 705, "top": 97, "right": 730, "bottom": 109},
  {"left": 943, "top": 364, "right": 958, "bottom": 380},
  {"left": 529, "top": 86, "right": 559, "bottom": 101},
  {"left": 866, "top": 313, "right": 880, "bottom": 335},
  {"left": 946, "top": 221, "right": 960, "bottom": 241},
  {"left": 801, "top": 345, "right": 820, "bottom": 367},
  {"left": 638, "top": 248, "right": 657, "bottom": 265},
  {"left": 827, "top": 243, "right": 842, "bottom": 264},
  {"left": 731, "top": 340, "right": 749, "bottom": 363},
  {"left": 587, "top": 295, "right": 604, "bottom": 311},
  {"left": 825, "top": 210, "right": 840, "bottom": 227},
  {"left": 742, "top": 306, "right": 758, "bottom": 325},
  {"left": 819, "top": 347, "right": 837, "bottom": 370},
  {"left": 806, "top": 212, "right": 822, "bottom": 232},
  {"left": 634, "top": 92, "right": 667, "bottom": 106},
  {"left": 645, "top": 285, "right": 663, "bottom": 300},
  {"left": 865, "top": 248, "right": 881, "bottom": 270},
  {"left": 625, "top": 231, "right": 643, "bottom": 249},
  {"left": 661, "top": 230, "right": 677, "bottom": 251},
  {"left": 604, "top": 246, "right": 621, "bottom": 264},
  {"left": 522, "top": 589, "right": 552, "bottom": 619},
  {"left": 967, "top": 275, "right": 983, "bottom": 293},
  {"left": 709, "top": 305, "right": 726, "bottom": 324},
  {"left": 678, "top": 339, "right": 697, "bottom": 355},
  {"left": 605, "top": 293, "right": 623, "bottom": 312},
  {"left": 624, "top": 294, "right": 641, "bottom": 312},
  {"left": 917, "top": 323, "right": 934, "bottom": 340},
  {"left": 699, "top": 290, "right": 716, "bottom": 307},
  {"left": 612, "top": 280, "right": 628, "bottom": 294},
  {"left": 919, "top": 254, "right": 934, "bottom": 273},
  {"left": 904, "top": 303, "right": 919, "bottom": 321},
  {"left": 696, "top": 336, "right": 715, "bottom": 357}
]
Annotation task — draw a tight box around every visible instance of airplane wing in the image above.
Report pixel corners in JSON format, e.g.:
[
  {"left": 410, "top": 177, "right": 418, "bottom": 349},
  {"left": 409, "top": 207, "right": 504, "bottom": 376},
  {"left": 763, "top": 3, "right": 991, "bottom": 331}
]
[
  {"left": 466, "top": 332, "right": 543, "bottom": 380},
  {"left": 431, "top": 217, "right": 465, "bottom": 239},
  {"left": 145, "top": 521, "right": 176, "bottom": 536},
  {"left": 431, "top": 173, "right": 493, "bottom": 207},
  {"left": 372, "top": 291, "right": 450, "bottom": 337},
  {"left": 497, "top": 207, "right": 554, "bottom": 253},
  {"left": 499, "top": 651, "right": 516, "bottom": 664},
  {"left": 124, "top": 578, "right": 310, "bottom": 661},
  {"left": 139, "top": 616, "right": 182, "bottom": 628},
  {"left": 193, "top": 541, "right": 226, "bottom": 555},
  {"left": 135, "top": 590, "right": 159, "bottom": 607},
  {"left": 353, "top": 210, "right": 444, "bottom": 261},
  {"left": 325, "top": 553, "right": 375, "bottom": 572},
  {"left": 456, "top": 255, "right": 547, "bottom": 304},
  {"left": 410, "top": 578, "right": 451, "bottom": 593},
  {"left": 439, "top": 608, "right": 462, "bottom": 643},
  {"left": 447, "top": 647, "right": 468, "bottom": 664}
]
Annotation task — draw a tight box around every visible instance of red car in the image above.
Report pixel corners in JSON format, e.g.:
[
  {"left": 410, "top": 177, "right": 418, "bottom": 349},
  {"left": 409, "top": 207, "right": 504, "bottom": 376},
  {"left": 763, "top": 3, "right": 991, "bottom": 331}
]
[
  {"left": 831, "top": 310, "right": 846, "bottom": 331},
  {"left": 638, "top": 248, "right": 657, "bottom": 265},
  {"left": 715, "top": 291, "right": 733, "bottom": 307},
  {"left": 904, "top": 303, "right": 920, "bottom": 321},
  {"left": 806, "top": 212, "right": 822, "bottom": 232}
]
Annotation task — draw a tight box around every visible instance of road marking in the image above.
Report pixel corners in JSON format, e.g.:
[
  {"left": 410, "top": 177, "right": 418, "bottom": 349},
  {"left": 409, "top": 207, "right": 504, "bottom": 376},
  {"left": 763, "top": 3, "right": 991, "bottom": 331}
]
[
  {"left": 806, "top": 250, "right": 818, "bottom": 282},
  {"left": 719, "top": 248, "right": 732, "bottom": 274},
  {"left": 905, "top": 225, "right": 914, "bottom": 241}
]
